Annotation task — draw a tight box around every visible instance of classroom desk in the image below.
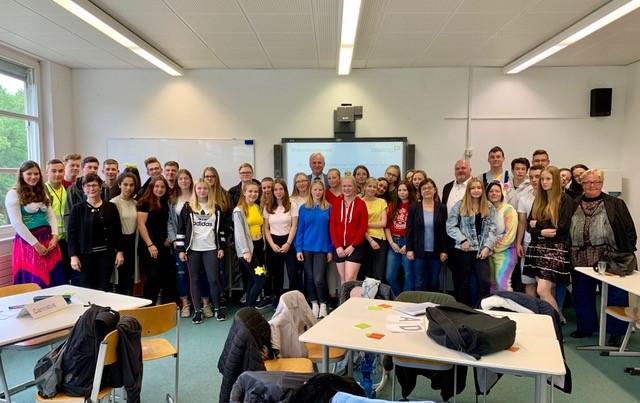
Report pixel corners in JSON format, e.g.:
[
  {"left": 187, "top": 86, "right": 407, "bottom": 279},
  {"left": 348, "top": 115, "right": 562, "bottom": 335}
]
[
  {"left": 574, "top": 267, "right": 640, "bottom": 354},
  {"left": 299, "top": 297, "right": 565, "bottom": 403},
  {"left": 0, "top": 285, "right": 151, "bottom": 403}
]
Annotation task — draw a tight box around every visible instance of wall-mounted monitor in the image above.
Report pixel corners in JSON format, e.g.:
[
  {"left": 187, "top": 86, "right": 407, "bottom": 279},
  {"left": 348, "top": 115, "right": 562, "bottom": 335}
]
[{"left": 280, "top": 137, "right": 408, "bottom": 187}]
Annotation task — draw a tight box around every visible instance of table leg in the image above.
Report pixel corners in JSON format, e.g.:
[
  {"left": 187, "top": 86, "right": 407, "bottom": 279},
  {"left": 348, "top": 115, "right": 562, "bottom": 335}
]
[
  {"left": 577, "top": 282, "right": 616, "bottom": 351},
  {"left": 0, "top": 353, "right": 12, "bottom": 403},
  {"left": 322, "top": 345, "right": 329, "bottom": 373},
  {"left": 534, "top": 375, "right": 547, "bottom": 403}
]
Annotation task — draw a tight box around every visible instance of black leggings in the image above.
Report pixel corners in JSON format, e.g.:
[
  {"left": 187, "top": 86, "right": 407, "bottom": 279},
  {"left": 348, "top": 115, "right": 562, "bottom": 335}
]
[
  {"left": 188, "top": 249, "right": 221, "bottom": 310},
  {"left": 450, "top": 249, "right": 491, "bottom": 307},
  {"left": 362, "top": 237, "right": 388, "bottom": 281},
  {"left": 239, "top": 239, "right": 266, "bottom": 308},
  {"left": 266, "top": 234, "right": 301, "bottom": 300},
  {"left": 141, "top": 244, "right": 176, "bottom": 305},
  {"left": 116, "top": 233, "right": 136, "bottom": 295}
]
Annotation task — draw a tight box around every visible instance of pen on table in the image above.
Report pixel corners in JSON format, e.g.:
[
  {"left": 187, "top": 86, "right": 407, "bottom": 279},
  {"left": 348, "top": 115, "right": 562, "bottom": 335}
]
[{"left": 9, "top": 304, "right": 25, "bottom": 310}]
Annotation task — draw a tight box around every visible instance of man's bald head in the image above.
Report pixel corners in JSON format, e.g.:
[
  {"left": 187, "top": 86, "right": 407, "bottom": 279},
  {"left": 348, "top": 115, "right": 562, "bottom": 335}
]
[{"left": 454, "top": 160, "right": 471, "bottom": 183}]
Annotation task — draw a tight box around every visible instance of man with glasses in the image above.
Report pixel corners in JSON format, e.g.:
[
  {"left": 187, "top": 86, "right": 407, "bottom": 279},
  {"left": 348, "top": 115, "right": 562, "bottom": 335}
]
[
  {"left": 138, "top": 156, "right": 163, "bottom": 198},
  {"left": 228, "top": 163, "right": 261, "bottom": 208}
]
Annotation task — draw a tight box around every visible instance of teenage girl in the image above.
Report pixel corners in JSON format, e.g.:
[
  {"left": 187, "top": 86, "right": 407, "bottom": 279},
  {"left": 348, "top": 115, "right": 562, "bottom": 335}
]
[
  {"left": 233, "top": 182, "right": 266, "bottom": 307},
  {"left": 296, "top": 180, "right": 333, "bottom": 318},
  {"left": 362, "top": 177, "right": 388, "bottom": 281},
  {"left": 111, "top": 172, "right": 139, "bottom": 295},
  {"left": 385, "top": 180, "right": 415, "bottom": 295}
]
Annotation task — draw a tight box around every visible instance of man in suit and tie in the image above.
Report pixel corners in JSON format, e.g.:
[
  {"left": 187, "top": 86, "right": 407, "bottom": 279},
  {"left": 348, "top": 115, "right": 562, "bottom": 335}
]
[{"left": 307, "top": 152, "right": 330, "bottom": 187}]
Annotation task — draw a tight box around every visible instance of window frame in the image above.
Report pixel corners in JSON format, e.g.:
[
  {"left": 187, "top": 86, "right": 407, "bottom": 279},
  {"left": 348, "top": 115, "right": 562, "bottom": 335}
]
[{"left": 0, "top": 44, "right": 43, "bottom": 239}]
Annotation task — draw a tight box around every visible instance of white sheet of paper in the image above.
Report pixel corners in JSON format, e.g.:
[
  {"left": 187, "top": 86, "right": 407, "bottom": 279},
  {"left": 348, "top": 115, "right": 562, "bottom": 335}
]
[{"left": 386, "top": 314, "right": 423, "bottom": 323}]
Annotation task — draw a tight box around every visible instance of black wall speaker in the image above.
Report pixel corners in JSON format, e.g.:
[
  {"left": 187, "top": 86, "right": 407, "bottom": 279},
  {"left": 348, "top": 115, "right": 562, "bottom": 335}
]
[
  {"left": 590, "top": 88, "right": 612, "bottom": 117},
  {"left": 406, "top": 144, "right": 415, "bottom": 171},
  {"left": 273, "top": 144, "right": 283, "bottom": 178}
]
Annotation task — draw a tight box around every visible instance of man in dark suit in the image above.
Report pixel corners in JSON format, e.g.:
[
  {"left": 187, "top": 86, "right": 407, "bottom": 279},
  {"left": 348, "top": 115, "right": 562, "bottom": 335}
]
[{"left": 307, "top": 152, "right": 329, "bottom": 187}]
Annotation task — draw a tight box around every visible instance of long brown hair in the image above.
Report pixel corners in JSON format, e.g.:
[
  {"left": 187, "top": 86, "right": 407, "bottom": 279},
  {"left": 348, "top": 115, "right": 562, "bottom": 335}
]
[
  {"left": 171, "top": 169, "right": 193, "bottom": 203},
  {"left": 532, "top": 166, "right": 562, "bottom": 227},
  {"left": 16, "top": 160, "right": 49, "bottom": 206},
  {"left": 459, "top": 177, "right": 490, "bottom": 218},
  {"left": 267, "top": 178, "right": 291, "bottom": 214},
  {"left": 202, "top": 166, "right": 230, "bottom": 212},
  {"left": 138, "top": 175, "right": 168, "bottom": 211},
  {"left": 389, "top": 180, "right": 414, "bottom": 222}
]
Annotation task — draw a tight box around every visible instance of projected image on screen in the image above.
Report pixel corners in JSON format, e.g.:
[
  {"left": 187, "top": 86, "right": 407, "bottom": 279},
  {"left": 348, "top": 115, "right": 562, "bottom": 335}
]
[{"left": 283, "top": 138, "right": 406, "bottom": 188}]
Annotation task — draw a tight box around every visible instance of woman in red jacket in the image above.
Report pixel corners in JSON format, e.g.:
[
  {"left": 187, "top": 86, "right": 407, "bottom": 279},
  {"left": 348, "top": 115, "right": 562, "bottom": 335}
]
[{"left": 330, "top": 175, "right": 368, "bottom": 284}]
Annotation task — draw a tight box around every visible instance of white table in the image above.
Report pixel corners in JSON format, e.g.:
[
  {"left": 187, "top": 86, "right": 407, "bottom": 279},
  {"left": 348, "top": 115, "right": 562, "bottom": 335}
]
[
  {"left": 574, "top": 267, "right": 640, "bottom": 354},
  {"left": 0, "top": 285, "right": 151, "bottom": 403},
  {"left": 300, "top": 297, "right": 565, "bottom": 403}
]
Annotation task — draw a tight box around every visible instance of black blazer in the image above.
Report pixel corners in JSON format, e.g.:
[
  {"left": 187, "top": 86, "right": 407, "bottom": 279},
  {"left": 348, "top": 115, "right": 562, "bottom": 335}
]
[
  {"left": 68, "top": 201, "right": 123, "bottom": 257},
  {"left": 441, "top": 180, "right": 454, "bottom": 208},
  {"left": 406, "top": 201, "right": 448, "bottom": 257}
]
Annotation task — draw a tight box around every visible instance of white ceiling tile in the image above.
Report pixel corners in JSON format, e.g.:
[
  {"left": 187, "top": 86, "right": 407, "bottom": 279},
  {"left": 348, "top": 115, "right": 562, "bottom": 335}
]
[
  {"left": 386, "top": 0, "right": 463, "bottom": 13},
  {"left": 443, "top": 13, "right": 513, "bottom": 33},
  {"left": 458, "top": 0, "right": 535, "bottom": 14},
  {"left": 181, "top": 13, "right": 251, "bottom": 33},
  {"left": 380, "top": 13, "right": 449, "bottom": 33},
  {"left": 239, "top": 0, "right": 311, "bottom": 14},
  {"left": 500, "top": 12, "right": 584, "bottom": 34},
  {"left": 223, "top": 59, "right": 271, "bottom": 68},
  {"left": 165, "top": 0, "right": 242, "bottom": 13},
  {"left": 94, "top": 0, "right": 169, "bottom": 15},
  {"left": 248, "top": 14, "right": 313, "bottom": 33},
  {"left": 428, "top": 33, "right": 491, "bottom": 49},
  {"left": 530, "top": 0, "right": 609, "bottom": 13}
]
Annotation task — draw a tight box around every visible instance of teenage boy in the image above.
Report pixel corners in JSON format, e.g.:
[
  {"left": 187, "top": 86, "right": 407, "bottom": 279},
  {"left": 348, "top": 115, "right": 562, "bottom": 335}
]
[
  {"left": 101, "top": 158, "right": 120, "bottom": 201},
  {"left": 46, "top": 159, "right": 72, "bottom": 283},
  {"left": 62, "top": 153, "right": 81, "bottom": 189}
]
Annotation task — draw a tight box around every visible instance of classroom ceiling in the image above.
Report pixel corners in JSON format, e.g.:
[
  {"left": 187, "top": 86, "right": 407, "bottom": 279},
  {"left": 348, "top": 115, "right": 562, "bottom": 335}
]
[{"left": 0, "top": 0, "right": 639, "bottom": 70}]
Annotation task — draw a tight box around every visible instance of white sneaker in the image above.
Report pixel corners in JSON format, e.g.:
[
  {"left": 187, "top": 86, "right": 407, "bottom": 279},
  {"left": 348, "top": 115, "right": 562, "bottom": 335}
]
[
  {"left": 202, "top": 304, "right": 214, "bottom": 318},
  {"left": 180, "top": 304, "right": 191, "bottom": 318},
  {"left": 311, "top": 301, "right": 319, "bottom": 318},
  {"left": 240, "top": 293, "right": 247, "bottom": 304},
  {"left": 319, "top": 303, "right": 328, "bottom": 318}
]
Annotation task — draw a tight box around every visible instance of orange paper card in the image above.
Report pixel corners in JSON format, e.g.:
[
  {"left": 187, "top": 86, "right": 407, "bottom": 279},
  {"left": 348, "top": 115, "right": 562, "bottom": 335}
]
[{"left": 366, "top": 332, "right": 385, "bottom": 340}]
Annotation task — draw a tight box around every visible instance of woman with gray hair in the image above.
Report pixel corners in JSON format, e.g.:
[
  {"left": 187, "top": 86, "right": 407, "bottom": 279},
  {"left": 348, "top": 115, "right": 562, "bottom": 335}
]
[{"left": 569, "top": 169, "right": 637, "bottom": 345}]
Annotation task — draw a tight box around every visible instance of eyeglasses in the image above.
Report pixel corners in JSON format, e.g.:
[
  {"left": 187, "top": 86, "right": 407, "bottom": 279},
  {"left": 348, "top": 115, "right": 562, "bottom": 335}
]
[
  {"left": 83, "top": 183, "right": 100, "bottom": 188},
  {"left": 583, "top": 181, "right": 603, "bottom": 186},
  {"left": 204, "top": 175, "right": 216, "bottom": 179},
  {"left": 385, "top": 172, "right": 399, "bottom": 178}
]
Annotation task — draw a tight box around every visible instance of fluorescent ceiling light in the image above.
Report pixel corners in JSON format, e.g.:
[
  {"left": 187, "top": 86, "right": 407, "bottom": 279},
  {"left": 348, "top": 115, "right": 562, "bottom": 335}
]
[
  {"left": 338, "top": 0, "right": 362, "bottom": 76},
  {"left": 52, "top": 0, "right": 183, "bottom": 76},
  {"left": 504, "top": 0, "right": 640, "bottom": 74}
]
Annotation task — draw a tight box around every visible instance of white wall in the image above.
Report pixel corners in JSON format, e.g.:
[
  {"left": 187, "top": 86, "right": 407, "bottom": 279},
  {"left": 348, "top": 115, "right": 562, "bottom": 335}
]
[
  {"left": 621, "top": 61, "right": 640, "bottom": 231},
  {"left": 69, "top": 66, "right": 627, "bottom": 188},
  {"left": 40, "top": 60, "right": 74, "bottom": 158}
]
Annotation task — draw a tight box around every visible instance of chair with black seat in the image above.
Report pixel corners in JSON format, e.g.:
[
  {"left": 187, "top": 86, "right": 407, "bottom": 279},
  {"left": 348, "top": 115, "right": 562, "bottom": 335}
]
[
  {"left": 35, "top": 330, "right": 119, "bottom": 403},
  {"left": 0, "top": 283, "right": 71, "bottom": 398},
  {"left": 392, "top": 291, "right": 461, "bottom": 402},
  {"left": 119, "top": 302, "right": 179, "bottom": 403}
]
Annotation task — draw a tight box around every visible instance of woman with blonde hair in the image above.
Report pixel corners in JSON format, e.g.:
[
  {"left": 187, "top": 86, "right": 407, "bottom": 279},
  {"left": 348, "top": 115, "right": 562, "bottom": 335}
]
[
  {"left": 296, "top": 180, "right": 333, "bottom": 317},
  {"left": 446, "top": 177, "right": 496, "bottom": 306},
  {"left": 177, "top": 179, "right": 227, "bottom": 323},
  {"left": 362, "top": 177, "right": 388, "bottom": 281},
  {"left": 486, "top": 181, "right": 518, "bottom": 292},
  {"left": 523, "top": 166, "right": 573, "bottom": 313},
  {"left": 329, "top": 175, "right": 368, "bottom": 283},
  {"left": 290, "top": 172, "right": 310, "bottom": 207}
]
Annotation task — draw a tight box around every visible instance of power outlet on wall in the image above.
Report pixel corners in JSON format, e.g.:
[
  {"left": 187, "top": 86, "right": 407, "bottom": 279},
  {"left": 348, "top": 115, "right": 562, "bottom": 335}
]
[{"left": 464, "top": 149, "right": 473, "bottom": 158}]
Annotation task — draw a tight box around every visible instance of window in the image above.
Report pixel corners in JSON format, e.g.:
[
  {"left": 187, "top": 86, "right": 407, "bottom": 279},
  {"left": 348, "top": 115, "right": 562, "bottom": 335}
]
[{"left": 0, "top": 52, "right": 41, "bottom": 231}]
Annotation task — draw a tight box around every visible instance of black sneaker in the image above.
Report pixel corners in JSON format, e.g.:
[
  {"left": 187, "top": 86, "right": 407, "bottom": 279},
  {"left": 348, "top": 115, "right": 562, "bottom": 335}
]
[
  {"left": 256, "top": 297, "right": 271, "bottom": 310},
  {"left": 192, "top": 310, "right": 203, "bottom": 324},
  {"left": 215, "top": 309, "right": 226, "bottom": 321}
]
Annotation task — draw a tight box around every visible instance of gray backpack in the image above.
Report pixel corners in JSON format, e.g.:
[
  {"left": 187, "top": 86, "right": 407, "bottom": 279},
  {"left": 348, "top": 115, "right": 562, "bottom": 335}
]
[{"left": 34, "top": 341, "right": 66, "bottom": 398}]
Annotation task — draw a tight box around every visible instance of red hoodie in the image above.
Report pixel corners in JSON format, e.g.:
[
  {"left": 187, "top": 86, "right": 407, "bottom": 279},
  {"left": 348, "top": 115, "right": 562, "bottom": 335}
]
[{"left": 329, "top": 196, "right": 368, "bottom": 248}]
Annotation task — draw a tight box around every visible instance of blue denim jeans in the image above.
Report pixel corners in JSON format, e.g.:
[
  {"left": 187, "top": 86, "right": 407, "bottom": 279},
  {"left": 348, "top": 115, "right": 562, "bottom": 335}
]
[
  {"left": 385, "top": 236, "right": 414, "bottom": 296},
  {"left": 171, "top": 248, "right": 190, "bottom": 298},
  {"left": 414, "top": 252, "right": 441, "bottom": 292}
]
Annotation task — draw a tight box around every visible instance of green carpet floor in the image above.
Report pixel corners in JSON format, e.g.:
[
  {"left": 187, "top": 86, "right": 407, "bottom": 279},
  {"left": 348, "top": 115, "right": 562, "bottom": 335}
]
[{"left": 3, "top": 304, "right": 640, "bottom": 402}]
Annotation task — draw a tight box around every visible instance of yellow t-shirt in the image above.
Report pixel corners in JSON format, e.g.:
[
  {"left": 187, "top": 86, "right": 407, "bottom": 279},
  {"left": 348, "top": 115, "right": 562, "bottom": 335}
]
[
  {"left": 365, "top": 198, "right": 388, "bottom": 240},
  {"left": 246, "top": 204, "right": 264, "bottom": 238}
]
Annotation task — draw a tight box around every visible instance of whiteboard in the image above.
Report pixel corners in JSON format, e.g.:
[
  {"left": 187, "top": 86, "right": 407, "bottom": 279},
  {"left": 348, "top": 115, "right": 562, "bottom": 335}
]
[{"left": 107, "top": 138, "right": 255, "bottom": 189}]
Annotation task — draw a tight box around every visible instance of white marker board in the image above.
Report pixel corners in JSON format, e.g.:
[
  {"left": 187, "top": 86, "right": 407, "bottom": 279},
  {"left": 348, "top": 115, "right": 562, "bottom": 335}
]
[{"left": 107, "top": 138, "right": 255, "bottom": 189}]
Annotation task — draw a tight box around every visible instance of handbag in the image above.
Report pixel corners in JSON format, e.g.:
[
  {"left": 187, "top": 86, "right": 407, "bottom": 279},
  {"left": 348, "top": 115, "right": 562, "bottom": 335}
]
[
  {"left": 426, "top": 302, "right": 516, "bottom": 360},
  {"left": 597, "top": 250, "right": 638, "bottom": 277}
]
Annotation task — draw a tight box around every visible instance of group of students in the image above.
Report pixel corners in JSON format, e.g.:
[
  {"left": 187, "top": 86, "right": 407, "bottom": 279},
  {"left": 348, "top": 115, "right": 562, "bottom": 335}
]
[{"left": 5, "top": 147, "right": 637, "bottom": 341}]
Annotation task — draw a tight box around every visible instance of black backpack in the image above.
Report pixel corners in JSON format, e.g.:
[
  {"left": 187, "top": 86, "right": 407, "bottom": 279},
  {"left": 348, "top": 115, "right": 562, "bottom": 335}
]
[
  {"left": 426, "top": 302, "right": 516, "bottom": 360},
  {"left": 60, "top": 304, "right": 120, "bottom": 397}
]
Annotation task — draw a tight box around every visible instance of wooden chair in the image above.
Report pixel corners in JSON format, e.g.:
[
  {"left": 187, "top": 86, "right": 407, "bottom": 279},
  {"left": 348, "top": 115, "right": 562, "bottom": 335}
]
[
  {"left": 119, "top": 303, "right": 179, "bottom": 403},
  {"left": 35, "top": 330, "right": 119, "bottom": 402},
  {"left": 264, "top": 357, "right": 314, "bottom": 373},
  {"left": 604, "top": 305, "right": 640, "bottom": 357},
  {"left": 391, "top": 291, "right": 458, "bottom": 402},
  {"left": 0, "top": 283, "right": 71, "bottom": 397},
  {"left": 0, "top": 283, "right": 40, "bottom": 297}
]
